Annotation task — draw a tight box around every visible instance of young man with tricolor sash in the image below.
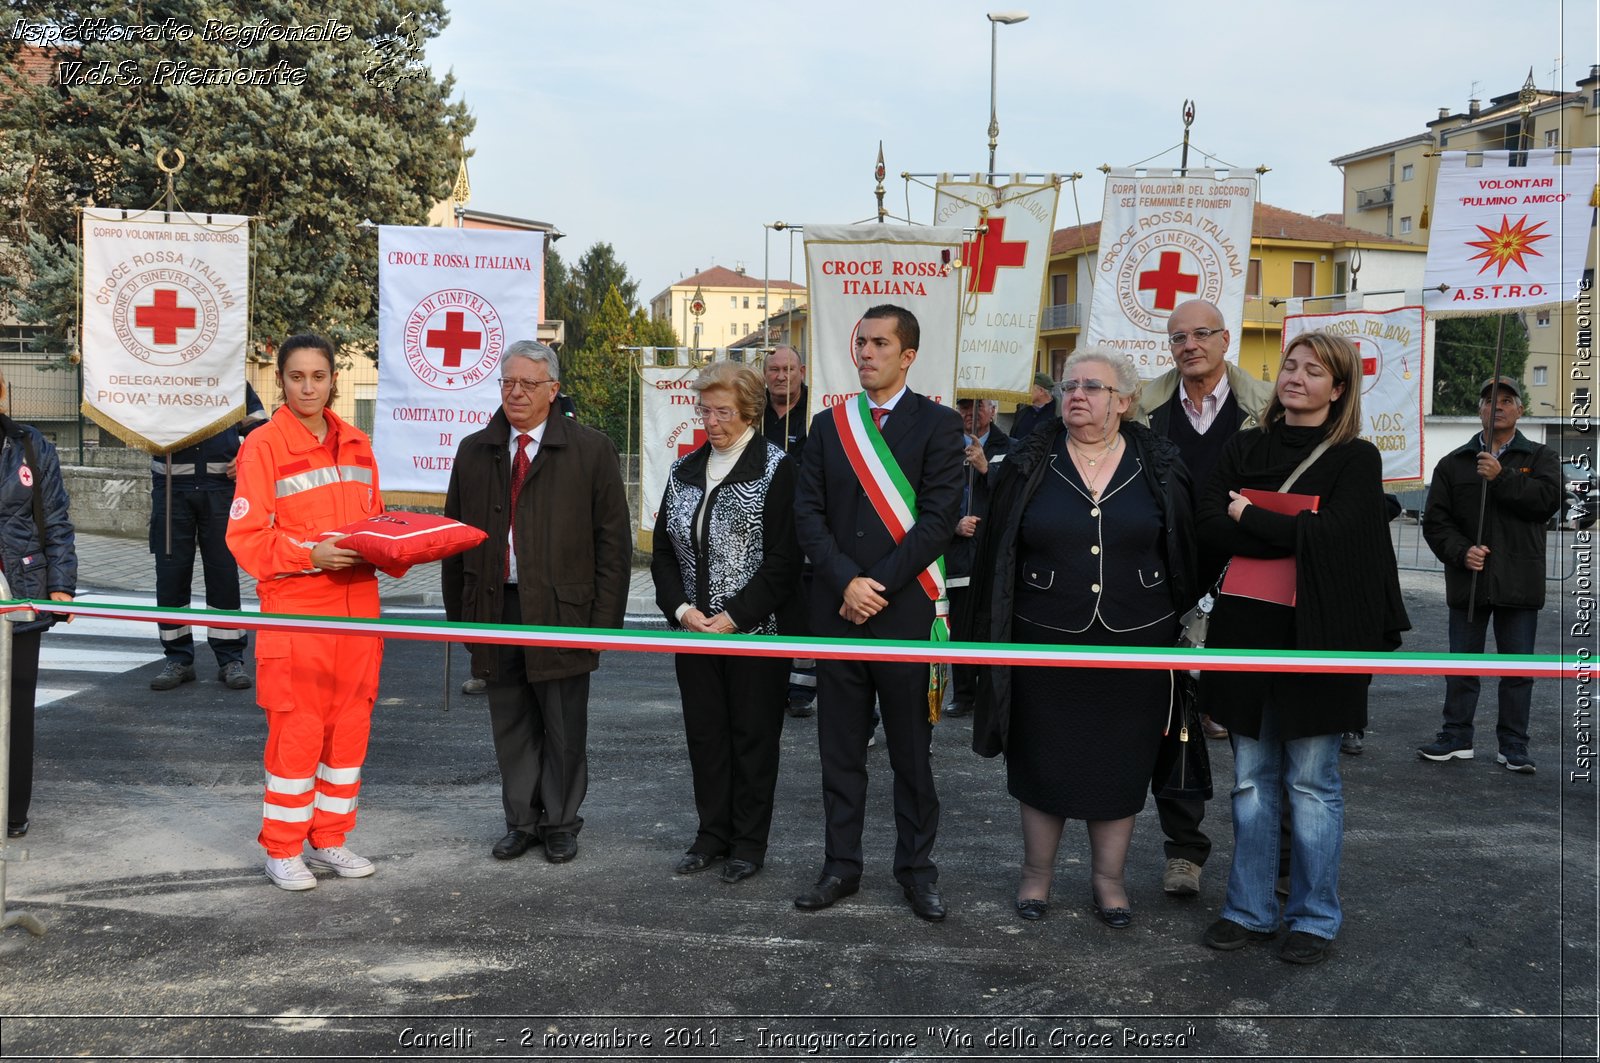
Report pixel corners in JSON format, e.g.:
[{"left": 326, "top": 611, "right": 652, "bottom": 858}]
[{"left": 792, "top": 304, "right": 965, "bottom": 922}]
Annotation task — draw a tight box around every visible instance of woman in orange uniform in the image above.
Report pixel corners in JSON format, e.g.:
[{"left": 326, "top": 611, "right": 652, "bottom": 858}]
[{"left": 226, "top": 333, "right": 385, "bottom": 891}]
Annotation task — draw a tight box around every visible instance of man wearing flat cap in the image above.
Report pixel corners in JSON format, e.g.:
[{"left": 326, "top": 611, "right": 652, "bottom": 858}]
[
  {"left": 1417, "top": 376, "right": 1561, "bottom": 773},
  {"left": 1009, "top": 372, "right": 1057, "bottom": 441}
]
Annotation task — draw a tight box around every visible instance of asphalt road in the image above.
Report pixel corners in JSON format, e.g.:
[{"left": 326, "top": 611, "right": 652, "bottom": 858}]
[{"left": 0, "top": 569, "right": 1594, "bottom": 1062}]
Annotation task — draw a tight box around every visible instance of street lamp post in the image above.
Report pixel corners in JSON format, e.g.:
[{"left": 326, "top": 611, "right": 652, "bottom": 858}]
[{"left": 986, "top": 10, "right": 1029, "bottom": 184}]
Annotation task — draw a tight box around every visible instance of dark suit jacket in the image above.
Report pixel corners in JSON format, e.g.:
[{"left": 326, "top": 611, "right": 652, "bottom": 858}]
[
  {"left": 794, "top": 390, "right": 965, "bottom": 640},
  {"left": 442, "top": 409, "right": 631, "bottom": 683}
]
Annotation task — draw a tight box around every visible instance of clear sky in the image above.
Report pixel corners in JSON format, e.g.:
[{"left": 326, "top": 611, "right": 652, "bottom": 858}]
[{"left": 426, "top": 0, "right": 1597, "bottom": 308}]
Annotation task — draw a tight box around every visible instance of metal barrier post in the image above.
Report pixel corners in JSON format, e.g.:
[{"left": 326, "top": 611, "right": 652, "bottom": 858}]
[{"left": 0, "top": 570, "right": 46, "bottom": 938}]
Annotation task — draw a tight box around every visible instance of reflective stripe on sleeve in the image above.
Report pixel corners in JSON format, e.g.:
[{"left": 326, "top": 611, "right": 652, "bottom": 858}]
[
  {"left": 150, "top": 461, "right": 232, "bottom": 476},
  {"left": 276, "top": 467, "right": 341, "bottom": 498}
]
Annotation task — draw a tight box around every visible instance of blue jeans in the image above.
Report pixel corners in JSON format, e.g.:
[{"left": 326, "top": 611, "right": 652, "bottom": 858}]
[
  {"left": 1222, "top": 712, "right": 1344, "bottom": 941},
  {"left": 1442, "top": 606, "right": 1538, "bottom": 753}
]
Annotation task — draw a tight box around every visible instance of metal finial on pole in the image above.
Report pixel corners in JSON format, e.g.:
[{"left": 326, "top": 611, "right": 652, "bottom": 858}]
[
  {"left": 875, "top": 142, "right": 887, "bottom": 223},
  {"left": 1179, "top": 101, "right": 1195, "bottom": 176},
  {"left": 154, "top": 147, "right": 185, "bottom": 215}
]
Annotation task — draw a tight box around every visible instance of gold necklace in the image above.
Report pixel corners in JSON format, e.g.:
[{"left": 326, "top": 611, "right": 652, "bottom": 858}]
[
  {"left": 1066, "top": 434, "right": 1120, "bottom": 498},
  {"left": 1067, "top": 433, "right": 1119, "bottom": 466}
]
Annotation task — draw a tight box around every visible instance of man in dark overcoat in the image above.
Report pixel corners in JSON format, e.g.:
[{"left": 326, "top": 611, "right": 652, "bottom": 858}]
[{"left": 443, "top": 340, "right": 631, "bottom": 864}]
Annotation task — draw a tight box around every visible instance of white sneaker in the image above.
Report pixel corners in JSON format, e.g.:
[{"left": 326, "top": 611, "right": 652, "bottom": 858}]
[
  {"left": 265, "top": 855, "right": 317, "bottom": 891},
  {"left": 306, "top": 845, "right": 376, "bottom": 878}
]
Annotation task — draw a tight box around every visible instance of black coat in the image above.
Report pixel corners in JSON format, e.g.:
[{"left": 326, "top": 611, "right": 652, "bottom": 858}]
[
  {"left": 1422, "top": 429, "right": 1561, "bottom": 610},
  {"left": 946, "top": 426, "right": 1012, "bottom": 579},
  {"left": 793, "top": 390, "right": 965, "bottom": 640},
  {"left": 1011, "top": 401, "right": 1053, "bottom": 443},
  {"left": 968, "top": 419, "right": 1197, "bottom": 758},
  {"left": 442, "top": 409, "right": 632, "bottom": 682},
  {"left": 0, "top": 415, "right": 76, "bottom": 634},
  {"left": 1197, "top": 426, "right": 1410, "bottom": 740},
  {"left": 650, "top": 436, "right": 803, "bottom": 635},
  {"left": 762, "top": 385, "right": 808, "bottom": 457}
]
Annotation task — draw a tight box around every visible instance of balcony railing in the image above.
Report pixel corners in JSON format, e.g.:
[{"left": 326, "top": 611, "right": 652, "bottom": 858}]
[
  {"left": 1041, "top": 302, "right": 1082, "bottom": 331},
  {"left": 1355, "top": 184, "right": 1394, "bottom": 210}
]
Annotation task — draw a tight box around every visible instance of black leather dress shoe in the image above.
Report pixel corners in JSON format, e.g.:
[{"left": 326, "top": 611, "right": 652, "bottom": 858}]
[
  {"left": 902, "top": 883, "right": 947, "bottom": 922},
  {"left": 1015, "top": 898, "right": 1049, "bottom": 921},
  {"left": 1090, "top": 891, "right": 1133, "bottom": 929},
  {"left": 544, "top": 831, "right": 579, "bottom": 863},
  {"left": 492, "top": 829, "right": 538, "bottom": 860},
  {"left": 675, "top": 851, "right": 723, "bottom": 875},
  {"left": 6, "top": 819, "right": 28, "bottom": 839},
  {"left": 793, "top": 874, "right": 859, "bottom": 910},
  {"left": 719, "top": 858, "right": 760, "bottom": 883}
]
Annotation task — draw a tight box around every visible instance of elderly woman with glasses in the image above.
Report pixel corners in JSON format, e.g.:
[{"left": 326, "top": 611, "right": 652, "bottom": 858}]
[
  {"left": 969, "top": 347, "right": 1196, "bottom": 925},
  {"left": 651, "top": 361, "right": 803, "bottom": 884}
]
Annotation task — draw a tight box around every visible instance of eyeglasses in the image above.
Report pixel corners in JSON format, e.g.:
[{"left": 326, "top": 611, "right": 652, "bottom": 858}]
[
  {"left": 1167, "top": 327, "right": 1224, "bottom": 347},
  {"left": 499, "top": 377, "right": 556, "bottom": 394},
  {"left": 1061, "top": 380, "right": 1118, "bottom": 396},
  {"left": 692, "top": 404, "right": 741, "bottom": 423}
]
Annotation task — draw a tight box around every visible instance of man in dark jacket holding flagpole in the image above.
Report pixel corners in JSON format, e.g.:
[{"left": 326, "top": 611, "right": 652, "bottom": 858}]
[{"left": 1417, "top": 376, "right": 1561, "bottom": 772}]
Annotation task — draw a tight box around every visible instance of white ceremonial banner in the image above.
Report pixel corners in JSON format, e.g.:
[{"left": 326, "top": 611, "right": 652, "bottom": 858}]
[
  {"left": 80, "top": 207, "right": 250, "bottom": 451},
  {"left": 1283, "top": 306, "right": 1427, "bottom": 484},
  {"left": 377, "top": 225, "right": 541, "bottom": 497},
  {"left": 1084, "top": 168, "right": 1256, "bottom": 378},
  {"left": 803, "top": 224, "right": 963, "bottom": 422},
  {"left": 636, "top": 354, "right": 704, "bottom": 551},
  {"left": 1423, "top": 148, "right": 1597, "bottom": 317},
  {"left": 933, "top": 179, "right": 1060, "bottom": 404}
]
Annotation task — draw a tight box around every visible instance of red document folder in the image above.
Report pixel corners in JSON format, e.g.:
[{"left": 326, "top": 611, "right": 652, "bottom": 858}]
[{"left": 1219, "top": 490, "right": 1320, "bottom": 606}]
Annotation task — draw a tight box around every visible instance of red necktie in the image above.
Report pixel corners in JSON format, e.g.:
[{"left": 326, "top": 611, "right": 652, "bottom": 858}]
[
  {"left": 507, "top": 433, "right": 531, "bottom": 573},
  {"left": 871, "top": 407, "right": 889, "bottom": 431}
]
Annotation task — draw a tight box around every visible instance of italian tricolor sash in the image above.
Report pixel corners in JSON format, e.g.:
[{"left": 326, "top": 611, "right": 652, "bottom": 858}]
[{"left": 833, "top": 392, "right": 950, "bottom": 720}]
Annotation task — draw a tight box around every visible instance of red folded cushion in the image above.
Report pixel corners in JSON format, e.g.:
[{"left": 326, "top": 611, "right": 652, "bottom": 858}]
[{"left": 323, "top": 512, "right": 487, "bottom": 578}]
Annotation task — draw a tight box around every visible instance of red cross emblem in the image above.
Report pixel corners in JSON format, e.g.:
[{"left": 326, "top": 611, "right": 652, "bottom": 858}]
[
  {"left": 401, "top": 291, "right": 504, "bottom": 393},
  {"left": 133, "top": 289, "right": 197, "bottom": 345},
  {"left": 961, "top": 217, "right": 1028, "bottom": 294},
  {"left": 426, "top": 311, "right": 483, "bottom": 369},
  {"left": 1354, "top": 340, "right": 1377, "bottom": 378},
  {"left": 1138, "top": 251, "right": 1200, "bottom": 311},
  {"left": 677, "top": 427, "right": 707, "bottom": 458}
]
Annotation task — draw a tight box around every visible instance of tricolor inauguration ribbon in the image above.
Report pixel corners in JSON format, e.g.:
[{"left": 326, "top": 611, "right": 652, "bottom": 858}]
[{"left": 2, "top": 599, "right": 1581, "bottom": 679}]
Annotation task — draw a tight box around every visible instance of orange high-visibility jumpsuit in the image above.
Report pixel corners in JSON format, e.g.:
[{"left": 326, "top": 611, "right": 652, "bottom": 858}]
[{"left": 226, "top": 406, "right": 384, "bottom": 858}]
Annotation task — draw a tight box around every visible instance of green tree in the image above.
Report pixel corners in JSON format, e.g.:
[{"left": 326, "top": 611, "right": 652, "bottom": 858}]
[
  {"left": 632, "top": 307, "right": 676, "bottom": 349},
  {"left": 544, "top": 244, "right": 572, "bottom": 340},
  {"left": 561, "top": 242, "right": 637, "bottom": 354},
  {"left": 542, "top": 241, "right": 674, "bottom": 444},
  {"left": 0, "top": 0, "right": 473, "bottom": 352},
  {"left": 564, "top": 285, "right": 636, "bottom": 445},
  {"left": 1433, "top": 314, "right": 1531, "bottom": 415}
]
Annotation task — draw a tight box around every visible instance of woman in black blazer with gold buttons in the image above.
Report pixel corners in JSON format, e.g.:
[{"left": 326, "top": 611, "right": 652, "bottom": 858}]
[{"left": 970, "top": 348, "right": 1196, "bottom": 925}]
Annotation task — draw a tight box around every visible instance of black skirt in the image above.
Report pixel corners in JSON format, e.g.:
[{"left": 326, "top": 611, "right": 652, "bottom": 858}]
[{"left": 1006, "top": 615, "right": 1174, "bottom": 821}]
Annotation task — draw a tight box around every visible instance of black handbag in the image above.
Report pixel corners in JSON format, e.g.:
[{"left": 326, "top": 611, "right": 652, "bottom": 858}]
[{"left": 1153, "top": 670, "right": 1212, "bottom": 801}]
